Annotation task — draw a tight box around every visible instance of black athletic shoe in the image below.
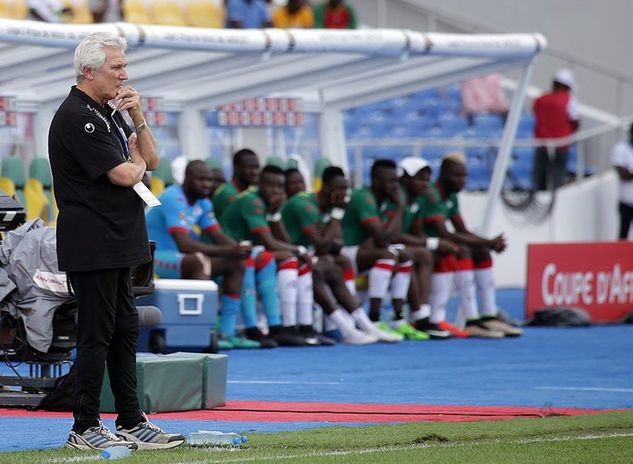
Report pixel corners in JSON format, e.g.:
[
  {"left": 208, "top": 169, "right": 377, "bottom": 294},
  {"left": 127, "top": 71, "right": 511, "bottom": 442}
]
[
  {"left": 244, "top": 327, "right": 278, "bottom": 348},
  {"left": 414, "top": 317, "right": 452, "bottom": 339},
  {"left": 268, "top": 325, "right": 311, "bottom": 347},
  {"left": 299, "top": 325, "right": 336, "bottom": 346}
]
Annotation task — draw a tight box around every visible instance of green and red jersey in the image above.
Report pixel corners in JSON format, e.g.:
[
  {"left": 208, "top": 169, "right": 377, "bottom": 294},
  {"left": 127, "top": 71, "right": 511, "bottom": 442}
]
[
  {"left": 219, "top": 189, "right": 270, "bottom": 244},
  {"left": 423, "top": 183, "right": 460, "bottom": 238},
  {"left": 281, "top": 192, "right": 326, "bottom": 247}
]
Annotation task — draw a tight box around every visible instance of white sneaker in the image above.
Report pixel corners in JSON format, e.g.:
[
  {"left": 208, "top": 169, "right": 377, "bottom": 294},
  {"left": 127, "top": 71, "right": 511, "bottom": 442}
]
[{"left": 342, "top": 328, "right": 379, "bottom": 345}]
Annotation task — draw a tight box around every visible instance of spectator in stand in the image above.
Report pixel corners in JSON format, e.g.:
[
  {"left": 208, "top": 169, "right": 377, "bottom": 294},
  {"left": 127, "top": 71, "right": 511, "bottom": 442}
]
[
  {"left": 272, "top": 0, "right": 313, "bottom": 28},
  {"left": 314, "top": 0, "right": 356, "bottom": 29},
  {"left": 145, "top": 160, "right": 259, "bottom": 349},
  {"left": 28, "top": 0, "right": 71, "bottom": 22},
  {"left": 89, "top": 0, "right": 122, "bottom": 22},
  {"left": 611, "top": 123, "right": 633, "bottom": 240},
  {"left": 461, "top": 73, "right": 510, "bottom": 124},
  {"left": 425, "top": 153, "right": 522, "bottom": 338},
  {"left": 533, "top": 68, "right": 580, "bottom": 190},
  {"left": 226, "top": 0, "right": 272, "bottom": 28}
]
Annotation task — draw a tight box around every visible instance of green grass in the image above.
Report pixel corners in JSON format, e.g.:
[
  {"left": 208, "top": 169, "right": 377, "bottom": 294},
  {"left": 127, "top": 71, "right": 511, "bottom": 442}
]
[{"left": 2, "top": 411, "right": 633, "bottom": 463}]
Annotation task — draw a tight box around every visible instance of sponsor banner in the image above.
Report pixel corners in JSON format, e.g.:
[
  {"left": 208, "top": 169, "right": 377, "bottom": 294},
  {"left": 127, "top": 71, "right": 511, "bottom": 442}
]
[
  {"left": 526, "top": 241, "right": 633, "bottom": 323},
  {"left": 144, "top": 111, "right": 167, "bottom": 126},
  {"left": 0, "top": 96, "right": 15, "bottom": 110},
  {"left": 218, "top": 97, "right": 304, "bottom": 127},
  {"left": 141, "top": 97, "right": 162, "bottom": 112},
  {"left": 0, "top": 111, "right": 17, "bottom": 126}
]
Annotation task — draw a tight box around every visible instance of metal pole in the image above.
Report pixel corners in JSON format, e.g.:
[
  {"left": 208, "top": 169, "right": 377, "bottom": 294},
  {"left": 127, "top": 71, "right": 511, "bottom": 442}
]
[{"left": 481, "top": 60, "right": 534, "bottom": 236}]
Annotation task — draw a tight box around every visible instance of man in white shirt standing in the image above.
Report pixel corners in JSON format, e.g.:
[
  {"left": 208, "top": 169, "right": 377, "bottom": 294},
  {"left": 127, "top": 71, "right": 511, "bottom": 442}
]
[{"left": 611, "top": 123, "right": 633, "bottom": 240}]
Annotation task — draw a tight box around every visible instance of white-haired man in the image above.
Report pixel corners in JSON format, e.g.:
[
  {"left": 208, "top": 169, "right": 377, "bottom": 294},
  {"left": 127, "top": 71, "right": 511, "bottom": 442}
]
[{"left": 49, "top": 32, "right": 184, "bottom": 450}]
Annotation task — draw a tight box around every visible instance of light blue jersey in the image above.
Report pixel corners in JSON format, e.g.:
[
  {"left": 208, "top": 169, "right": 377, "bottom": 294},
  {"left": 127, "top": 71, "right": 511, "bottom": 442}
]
[{"left": 146, "top": 184, "right": 219, "bottom": 252}]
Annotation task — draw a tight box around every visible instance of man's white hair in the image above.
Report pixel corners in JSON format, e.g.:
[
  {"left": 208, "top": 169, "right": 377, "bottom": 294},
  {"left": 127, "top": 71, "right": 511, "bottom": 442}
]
[{"left": 74, "top": 32, "right": 127, "bottom": 82}]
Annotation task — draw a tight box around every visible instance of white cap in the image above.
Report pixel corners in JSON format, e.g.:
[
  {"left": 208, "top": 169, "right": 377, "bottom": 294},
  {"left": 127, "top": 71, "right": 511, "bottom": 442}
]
[
  {"left": 554, "top": 68, "right": 576, "bottom": 91},
  {"left": 398, "top": 156, "right": 430, "bottom": 177}
]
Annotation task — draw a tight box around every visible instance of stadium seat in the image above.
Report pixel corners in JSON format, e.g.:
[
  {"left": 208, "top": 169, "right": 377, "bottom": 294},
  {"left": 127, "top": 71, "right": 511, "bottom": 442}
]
[
  {"left": 444, "top": 84, "right": 462, "bottom": 104},
  {"left": 185, "top": 0, "right": 223, "bottom": 28},
  {"left": 149, "top": 157, "right": 175, "bottom": 196},
  {"left": 0, "top": 156, "right": 26, "bottom": 208},
  {"left": 512, "top": 146, "right": 535, "bottom": 166},
  {"left": 0, "top": 0, "right": 27, "bottom": 19},
  {"left": 466, "top": 162, "right": 490, "bottom": 191},
  {"left": 205, "top": 156, "right": 223, "bottom": 171},
  {"left": 122, "top": 0, "right": 151, "bottom": 23},
  {"left": 151, "top": 0, "right": 187, "bottom": 26},
  {"left": 265, "top": 156, "right": 286, "bottom": 169},
  {"left": 421, "top": 145, "right": 449, "bottom": 164},
  {"left": 473, "top": 113, "right": 504, "bottom": 132},
  {"left": 0, "top": 1, "right": 9, "bottom": 17},
  {"left": 64, "top": 0, "right": 93, "bottom": 23},
  {"left": 389, "top": 124, "right": 416, "bottom": 138},
  {"left": 415, "top": 96, "right": 442, "bottom": 118},
  {"left": 25, "top": 157, "right": 57, "bottom": 223},
  {"left": 508, "top": 160, "right": 533, "bottom": 190},
  {"left": 438, "top": 112, "right": 468, "bottom": 136},
  {"left": 312, "top": 156, "right": 331, "bottom": 192},
  {"left": 517, "top": 113, "right": 535, "bottom": 138}
]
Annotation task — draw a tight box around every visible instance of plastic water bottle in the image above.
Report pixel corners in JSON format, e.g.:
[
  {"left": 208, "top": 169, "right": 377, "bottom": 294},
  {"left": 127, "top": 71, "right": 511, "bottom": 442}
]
[
  {"left": 101, "top": 446, "right": 131, "bottom": 460},
  {"left": 187, "top": 430, "right": 248, "bottom": 446}
]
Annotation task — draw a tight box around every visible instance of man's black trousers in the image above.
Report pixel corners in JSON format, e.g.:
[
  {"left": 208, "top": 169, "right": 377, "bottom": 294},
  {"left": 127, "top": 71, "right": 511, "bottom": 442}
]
[{"left": 68, "top": 267, "right": 144, "bottom": 433}]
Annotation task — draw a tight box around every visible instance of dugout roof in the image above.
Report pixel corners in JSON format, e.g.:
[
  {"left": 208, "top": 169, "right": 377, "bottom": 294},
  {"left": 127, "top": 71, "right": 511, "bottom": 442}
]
[
  {"left": 0, "top": 20, "right": 545, "bottom": 111},
  {"left": 0, "top": 19, "right": 546, "bottom": 233}
]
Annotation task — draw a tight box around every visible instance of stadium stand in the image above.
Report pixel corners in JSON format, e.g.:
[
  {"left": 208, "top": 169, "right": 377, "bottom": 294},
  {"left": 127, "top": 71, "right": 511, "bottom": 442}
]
[
  {"left": 185, "top": 0, "right": 224, "bottom": 28},
  {"left": 0, "top": 0, "right": 26, "bottom": 19},
  {"left": 63, "top": 0, "right": 93, "bottom": 23},
  {"left": 0, "top": 156, "right": 26, "bottom": 209},
  {"left": 25, "top": 157, "right": 56, "bottom": 222},
  {"left": 121, "top": 0, "right": 151, "bottom": 24},
  {"left": 149, "top": 156, "right": 175, "bottom": 196},
  {"left": 151, "top": 0, "right": 187, "bottom": 26}
]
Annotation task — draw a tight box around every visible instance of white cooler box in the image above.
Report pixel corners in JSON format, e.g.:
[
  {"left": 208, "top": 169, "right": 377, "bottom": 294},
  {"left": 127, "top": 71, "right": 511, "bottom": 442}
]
[{"left": 137, "top": 279, "right": 218, "bottom": 351}]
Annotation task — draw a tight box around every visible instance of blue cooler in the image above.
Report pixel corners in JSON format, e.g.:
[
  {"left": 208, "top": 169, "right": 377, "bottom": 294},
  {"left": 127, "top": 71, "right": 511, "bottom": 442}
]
[{"left": 137, "top": 279, "right": 218, "bottom": 352}]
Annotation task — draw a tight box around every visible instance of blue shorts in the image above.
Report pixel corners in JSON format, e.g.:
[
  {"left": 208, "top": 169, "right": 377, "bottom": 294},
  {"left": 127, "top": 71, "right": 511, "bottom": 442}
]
[{"left": 154, "top": 250, "right": 184, "bottom": 279}]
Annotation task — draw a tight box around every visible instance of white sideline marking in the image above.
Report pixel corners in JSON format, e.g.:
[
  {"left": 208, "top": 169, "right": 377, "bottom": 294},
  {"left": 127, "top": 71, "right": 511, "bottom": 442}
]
[
  {"left": 228, "top": 380, "right": 342, "bottom": 385},
  {"left": 48, "top": 456, "right": 100, "bottom": 463},
  {"left": 536, "top": 386, "right": 633, "bottom": 393},
  {"left": 172, "top": 431, "right": 633, "bottom": 464}
]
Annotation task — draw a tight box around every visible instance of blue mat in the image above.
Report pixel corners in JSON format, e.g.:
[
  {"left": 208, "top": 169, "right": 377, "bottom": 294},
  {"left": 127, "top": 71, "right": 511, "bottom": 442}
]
[{"left": 1, "top": 288, "right": 632, "bottom": 452}]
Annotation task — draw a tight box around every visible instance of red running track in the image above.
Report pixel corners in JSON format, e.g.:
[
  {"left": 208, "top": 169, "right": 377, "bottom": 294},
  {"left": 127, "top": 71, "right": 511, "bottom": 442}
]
[{"left": 0, "top": 401, "right": 621, "bottom": 423}]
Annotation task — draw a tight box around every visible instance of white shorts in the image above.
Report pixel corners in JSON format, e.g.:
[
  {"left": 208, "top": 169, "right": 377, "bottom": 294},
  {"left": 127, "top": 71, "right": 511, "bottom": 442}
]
[{"left": 340, "top": 245, "right": 359, "bottom": 274}]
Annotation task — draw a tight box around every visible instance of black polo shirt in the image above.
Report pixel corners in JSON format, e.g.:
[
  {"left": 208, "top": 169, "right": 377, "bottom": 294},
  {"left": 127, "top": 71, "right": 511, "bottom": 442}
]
[{"left": 49, "top": 86, "right": 150, "bottom": 272}]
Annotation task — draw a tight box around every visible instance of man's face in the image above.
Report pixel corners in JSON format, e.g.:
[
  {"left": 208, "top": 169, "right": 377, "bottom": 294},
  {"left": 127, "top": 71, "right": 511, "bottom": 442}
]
[
  {"left": 285, "top": 171, "right": 305, "bottom": 198},
  {"left": 445, "top": 162, "right": 467, "bottom": 193},
  {"left": 259, "top": 172, "right": 285, "bottom": 204},
  {"left": 324, "top": 175, "right": 348, "bottom": 207},
  {"left": 374, "top": 166, "right": 399, "bottom": 198},
  {"left": 209, "top": 169, "right": 225, "bottom": 197},
  {"left": 90, "top": 47, "right": 128, "bottom": 104},
  {"left": 407, "top": 168, "right": 431, "bottom": 196},
  {"left": 186, "top": 165, "right": 213, "bottom": 199},
  {"left": 236, "top": 154, "right": 260, "bottom": 187}
]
